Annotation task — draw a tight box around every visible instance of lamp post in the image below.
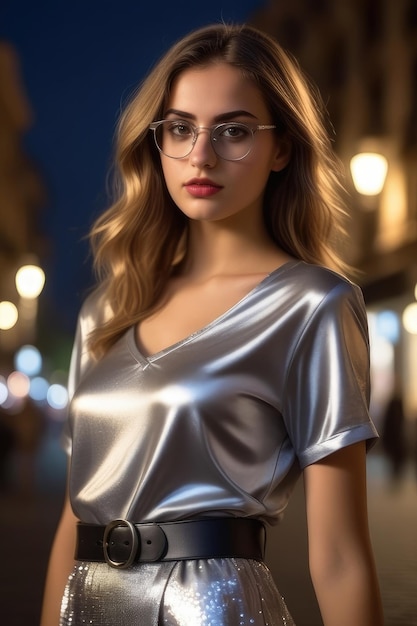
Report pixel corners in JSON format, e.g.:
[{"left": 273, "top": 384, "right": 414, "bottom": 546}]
[
  {"left": 347, "top": 145, "right": 389, "bottom": 264},
  {"left": 15, "top": 263, "right": 46, "bottom": 344}
]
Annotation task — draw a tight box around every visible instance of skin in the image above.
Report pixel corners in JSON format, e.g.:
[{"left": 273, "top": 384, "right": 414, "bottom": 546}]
[
  {"left": 160, "top": 63, "right": 286, "bottom": 225},
  {"left": 138, "top": 63, "right": 292, "bottom": 357},
  {"left": 41, "top": 63, "right": 383, "bottom": 626},
  {"left": 40, "top": 477, "right": 78, "bottom": 626}
]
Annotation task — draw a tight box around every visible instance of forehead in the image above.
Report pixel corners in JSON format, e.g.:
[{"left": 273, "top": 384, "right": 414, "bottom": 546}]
[{"left": 166, "top": 63, "right": 270, "bottom": 120}]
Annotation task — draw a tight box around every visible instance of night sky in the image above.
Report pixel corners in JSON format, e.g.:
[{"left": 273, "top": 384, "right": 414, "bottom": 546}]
[{"left": 2, "top": 0, "right": 263, "bottom": 337}]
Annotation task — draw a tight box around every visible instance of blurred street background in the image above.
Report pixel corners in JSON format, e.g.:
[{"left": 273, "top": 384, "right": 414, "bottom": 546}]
[{"left": 1, "top": 0, "right": 417, "bottom": 624}]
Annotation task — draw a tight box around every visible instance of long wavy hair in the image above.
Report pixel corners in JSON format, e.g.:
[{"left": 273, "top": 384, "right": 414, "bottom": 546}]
[{"left": 88, "top": 23, "right": 348, "bottom": 358}]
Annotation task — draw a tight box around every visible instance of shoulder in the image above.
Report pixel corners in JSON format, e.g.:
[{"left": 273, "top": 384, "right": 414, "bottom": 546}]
[
  {"left": 273, "top": 262, "right": 368, "bottom": 342},
  {"left": 67, "top": 287, "right": 114, "bottom": 398},
  {"left": 282, "top": 261, "right": 365, "bottom": 311},
  {"left": 292, "top": 264, "right": 369, "bottom": 354},
  {"left": 77, "top": 286, "right": 114, "bottom": 339},
  {"left": 288, "top": 260, "right": 361, "bottom": 295}
]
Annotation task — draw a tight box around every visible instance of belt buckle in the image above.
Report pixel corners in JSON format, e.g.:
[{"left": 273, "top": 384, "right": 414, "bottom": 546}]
[{"left": 103, "top": 519, "right": 139, "bottom": 569}]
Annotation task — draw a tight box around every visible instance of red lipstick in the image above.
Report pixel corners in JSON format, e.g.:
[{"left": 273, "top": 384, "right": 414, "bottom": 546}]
[{"left": 184, "top": 178, "right": 223, "bottom": 198}]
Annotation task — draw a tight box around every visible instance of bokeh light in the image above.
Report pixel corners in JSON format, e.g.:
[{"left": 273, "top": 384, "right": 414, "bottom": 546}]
[
  {"left": 0, "top": 301, "right": 18, "bottom": 330},
  {"left": 7, "top": 371, "right": 30, "bottom": 398},
  {"left": 375, "top": 310, "right": 400, "bottom": 344},
  {"left": 370, "top": 335, "right": 394, "bottom": 368},
  {"left": 29, "top": 376, "right": 50, "bottom": 402},
  {"left": 0, "top": 376, "right": 8, "bottom": 405},
  {"left": 350, "top": 152, "right": 388, "bottom": 195},
  {"left": 15, "top": 264, "right": 46, "bottom": 299},
  {"left": 402, "top": 302, "right": 417, "bottom": 334},
  {"left": 14, "top": 345, "right": 43, "bottom": 377},
  {"left": 47, "top": 383, "right": 69, "bottom": 409}
]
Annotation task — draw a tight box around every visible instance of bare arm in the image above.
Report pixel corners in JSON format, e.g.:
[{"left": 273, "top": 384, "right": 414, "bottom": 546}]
[
  {"left": 303, "top": 441, "right": 384, "bottom": 626},
  {"left": 40, "top": 483, "right": 79, "bottom": 626}
]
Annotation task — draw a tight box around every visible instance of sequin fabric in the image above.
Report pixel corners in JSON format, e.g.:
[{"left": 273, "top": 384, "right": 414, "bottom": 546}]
[{"left": 61, "top": 559, "right": 295, "bottom": 625}]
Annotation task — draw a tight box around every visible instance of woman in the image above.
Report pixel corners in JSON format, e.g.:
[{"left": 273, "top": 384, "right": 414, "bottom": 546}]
[{"left": 41, "top": 23, "right": 383, "bottom": 626}]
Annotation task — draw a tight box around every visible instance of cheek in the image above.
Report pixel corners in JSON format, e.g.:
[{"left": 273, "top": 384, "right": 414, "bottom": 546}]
[
  {"left": 161, "top": 160, "right": 178, "bottom": 196},
  {"left": 237, "top": 160, "right": 273, "bottom": 194},
  {"left": 160, "top": 158, "right": 171, "bottom": 182}
]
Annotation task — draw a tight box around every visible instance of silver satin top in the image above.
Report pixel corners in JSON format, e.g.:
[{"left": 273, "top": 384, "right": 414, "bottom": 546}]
[{"left": 63, "top": 260, "right": 377, "bottom": 526}]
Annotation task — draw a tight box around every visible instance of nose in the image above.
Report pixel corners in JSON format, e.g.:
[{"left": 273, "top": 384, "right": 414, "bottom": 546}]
[{"left": 189, "top": 127, "right": 217, "bottom": 168}]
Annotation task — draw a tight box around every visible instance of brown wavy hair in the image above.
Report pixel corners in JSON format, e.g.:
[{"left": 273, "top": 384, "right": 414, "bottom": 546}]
[{"left": 88, "top": 23, "right": 348, "bottom": 358}]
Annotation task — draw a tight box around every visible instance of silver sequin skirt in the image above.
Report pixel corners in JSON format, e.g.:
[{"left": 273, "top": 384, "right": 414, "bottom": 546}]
[{"left": 60, "top": 558, "right": 295, "bottom": 625}]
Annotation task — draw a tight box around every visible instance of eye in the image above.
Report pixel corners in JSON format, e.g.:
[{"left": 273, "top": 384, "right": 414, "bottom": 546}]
[
  {"left": 166, "top": 120, "right": 193, "bottom": 138},
  {"left": 216, "top": 123, "right": 251, "bottom": 141}
]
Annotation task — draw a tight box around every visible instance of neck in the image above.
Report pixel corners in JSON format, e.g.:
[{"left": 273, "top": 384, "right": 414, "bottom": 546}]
[{"left": 182, "top": 214, "right": 285, "bottom": 279}]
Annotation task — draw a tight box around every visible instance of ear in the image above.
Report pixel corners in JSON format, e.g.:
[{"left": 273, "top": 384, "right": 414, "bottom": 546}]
[{"left": 271, "top": 135, "right": 292, "bottom": 172}]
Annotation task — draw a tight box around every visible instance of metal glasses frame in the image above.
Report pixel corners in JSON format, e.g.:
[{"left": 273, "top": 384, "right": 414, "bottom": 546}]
[{"left": 149, "top": 120, "right": 277, "bottom": 161}]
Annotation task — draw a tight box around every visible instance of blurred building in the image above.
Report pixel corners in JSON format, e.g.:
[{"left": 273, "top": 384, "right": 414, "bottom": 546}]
[
  {"left": 251, "top": 0, "right": 417, "bottom": 429},
  {"left": 0, "top": 41, "right": 47, "bottom": 357},
  {"left": 0, "top": 42, "right": 51, "bottom": 493}
]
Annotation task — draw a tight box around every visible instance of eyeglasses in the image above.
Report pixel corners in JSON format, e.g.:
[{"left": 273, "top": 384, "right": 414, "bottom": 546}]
[{"left": 149, "top": 119, "right": 277, "bottom": 161}]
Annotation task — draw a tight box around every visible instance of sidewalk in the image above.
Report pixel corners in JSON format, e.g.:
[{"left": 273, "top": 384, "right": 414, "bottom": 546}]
[
  {"left": 367, "top": 456, "right": 417, "bottom": 626},
  {"left": 266, "top": 452, "right": 417, "bottom": 626}
]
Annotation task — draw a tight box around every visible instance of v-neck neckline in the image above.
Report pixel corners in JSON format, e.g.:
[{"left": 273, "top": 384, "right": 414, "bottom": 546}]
[{"left": 127, "top": 259, "right": 300, "bottom": 365}]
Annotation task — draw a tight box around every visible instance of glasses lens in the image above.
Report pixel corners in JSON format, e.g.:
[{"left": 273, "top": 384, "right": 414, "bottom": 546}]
[
  {"left": 153, "top": 121, "right": 255, "bottom": 160},
  {"left": 212, "top": 123, "right": 254, "bottom": 160},
  {"left": 155, "top": 120, "right": 194, "bottom": 158}
]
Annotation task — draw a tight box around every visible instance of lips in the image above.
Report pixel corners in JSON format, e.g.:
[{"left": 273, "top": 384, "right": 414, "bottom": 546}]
[{"left": 184, "top": 178, "right": 223, "bottom": 198}]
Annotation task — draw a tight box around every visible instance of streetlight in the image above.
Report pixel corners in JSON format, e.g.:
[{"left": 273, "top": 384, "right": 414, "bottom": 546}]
[
  {"left": 15, "top": 264, "right": 45, "bottom": 299},
  {"left": 403, "top": 302, "right": 417, "bottom": 335},
  {"left": 350, "top": 152, "right": 388, "bottom": 196},
  {"left": 0, "top": 301, "right": 19, "bottom": 330},
  {"left": 14, "top": 263, "right": 46, "bottom": 344}
]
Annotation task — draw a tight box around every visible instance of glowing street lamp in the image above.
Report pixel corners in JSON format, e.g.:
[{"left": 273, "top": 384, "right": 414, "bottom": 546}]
[
  {"left": 350, "top": 152, "right": 388, "bottom": 196},
  {"left": 15, "top": 264, "right": 45, "bottom": 299},
  {"left": 403, "top": 302, "right": 417, "bottom": 335},
  {"left": 0, "top": 301, "right": 18, "bottom": 330}
]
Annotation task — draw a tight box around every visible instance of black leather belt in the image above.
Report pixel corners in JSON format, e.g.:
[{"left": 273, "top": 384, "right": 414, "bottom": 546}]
[{"left": 76, "top": 517, "right": 266, "bottom": 569}]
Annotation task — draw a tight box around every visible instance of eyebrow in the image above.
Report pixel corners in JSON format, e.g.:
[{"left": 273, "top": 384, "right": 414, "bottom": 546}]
[{"left": 164, "top": 109, "right": 259, "bottom": 122}]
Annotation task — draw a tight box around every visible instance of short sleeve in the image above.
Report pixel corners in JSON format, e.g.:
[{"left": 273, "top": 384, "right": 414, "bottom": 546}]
[
  {"left": 61, "top": 313, "right": 86, "bottom": 456},
  {"left": 61, "top": 290, "right": 109, "bottom": 455},
  {"left": 282, "top": 280, "right": 378, "bottom": 468}
]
